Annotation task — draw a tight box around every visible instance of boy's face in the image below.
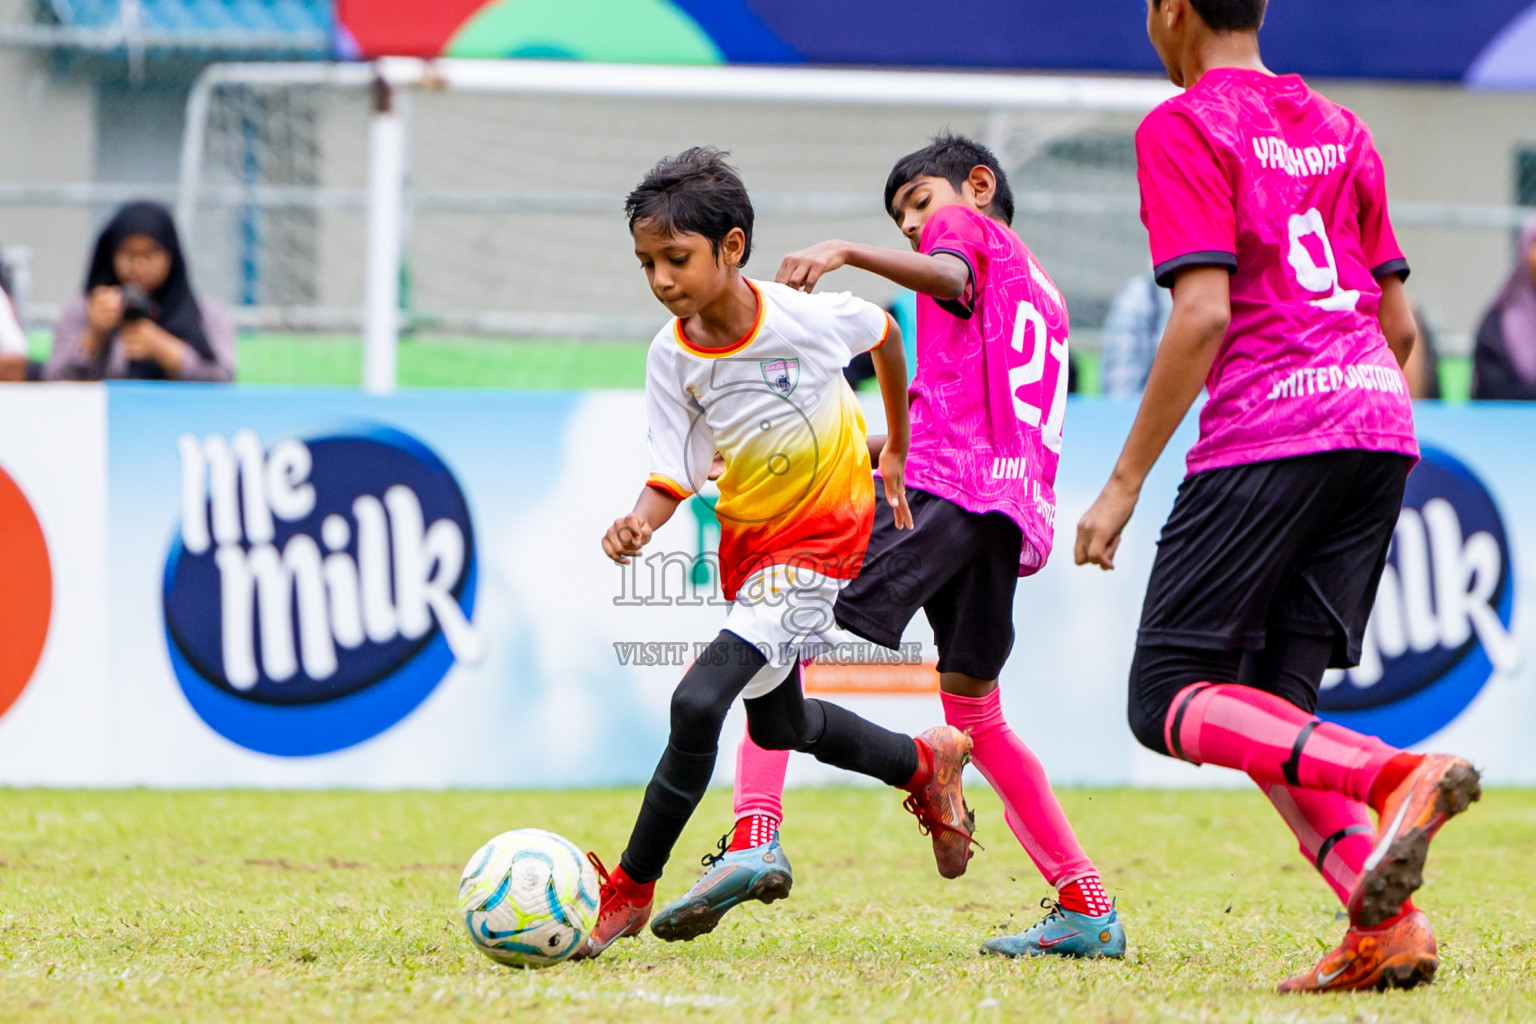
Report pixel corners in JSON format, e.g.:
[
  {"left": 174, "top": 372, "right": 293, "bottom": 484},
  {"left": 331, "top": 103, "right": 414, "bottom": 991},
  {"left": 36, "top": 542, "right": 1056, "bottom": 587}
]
[
  {"left": 888, "top": 169, "right": 995, "bottom": 250},
  {"left": 631, "top": 220, "right": 738, "bottom": 317}
]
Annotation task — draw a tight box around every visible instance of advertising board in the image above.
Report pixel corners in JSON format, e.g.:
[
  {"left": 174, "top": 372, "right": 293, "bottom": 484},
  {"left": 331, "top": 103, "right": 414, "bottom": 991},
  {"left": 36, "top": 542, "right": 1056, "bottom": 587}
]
[{"left": 1, "top": 385, "right": 1530, "bottom": 789}]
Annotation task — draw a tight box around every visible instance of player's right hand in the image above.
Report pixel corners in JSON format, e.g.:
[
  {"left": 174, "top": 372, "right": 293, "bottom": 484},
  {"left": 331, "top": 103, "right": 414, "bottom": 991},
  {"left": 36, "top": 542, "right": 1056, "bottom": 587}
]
[
  {"left": 1074, "top": 479, "right": 1139, "bottom": 571},
  {"left": 878, "top": 443, "right": 915, "bottom": 531},
  {"left": 776, "top": 241, "right": 847, "bottom": 293},
  {"left": 602, "top": 513, "right": 652, "bottom": 565}
]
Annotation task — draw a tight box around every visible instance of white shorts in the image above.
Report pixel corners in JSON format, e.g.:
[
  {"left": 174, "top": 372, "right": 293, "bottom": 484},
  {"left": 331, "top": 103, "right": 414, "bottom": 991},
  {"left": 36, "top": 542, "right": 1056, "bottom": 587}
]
[{"left": 723, "top": 564, "right": 856, "bottom": 699}]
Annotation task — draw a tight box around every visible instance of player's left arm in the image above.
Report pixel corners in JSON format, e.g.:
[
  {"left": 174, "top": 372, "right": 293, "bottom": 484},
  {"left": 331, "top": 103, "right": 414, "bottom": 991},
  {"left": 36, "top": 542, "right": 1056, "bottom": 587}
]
[
  {"left": 1075, "top": 266, "right": 1231, "bottom": 571},
  {"left": 1377, "top": 274, "right": 1416, "bottom": 369},
  {"left": 869, "top": 316, "right": 914, "bottom": 530}
]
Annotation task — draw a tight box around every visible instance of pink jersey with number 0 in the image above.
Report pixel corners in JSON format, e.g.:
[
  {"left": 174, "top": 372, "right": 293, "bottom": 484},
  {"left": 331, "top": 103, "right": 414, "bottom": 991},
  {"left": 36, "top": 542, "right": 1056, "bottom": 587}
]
[
  {"left": 1136, "top": 68, "right": 1419, "bottom": 476},
  {"left": 906, "top": 204, "right": 1069, "bottom": 576}
]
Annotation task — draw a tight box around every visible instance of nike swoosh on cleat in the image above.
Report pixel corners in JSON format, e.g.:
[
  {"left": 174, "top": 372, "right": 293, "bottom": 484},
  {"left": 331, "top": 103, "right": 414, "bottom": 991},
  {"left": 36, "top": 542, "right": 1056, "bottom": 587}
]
[
  {"left": 1035, "top": 933, "right": 1077, "bottom": 949},
  {"left": 1316, "top": 965, "right": 1350, "bottom": 986}
]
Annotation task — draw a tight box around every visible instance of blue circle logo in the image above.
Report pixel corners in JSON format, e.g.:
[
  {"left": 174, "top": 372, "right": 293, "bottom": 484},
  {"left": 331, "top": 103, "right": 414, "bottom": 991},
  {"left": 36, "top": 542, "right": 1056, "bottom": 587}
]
[
  {"left": 163, "top": 427, "right": 479, "bottom": 756},
  {"left": 1318, "top": 446, "right": 1517, "bottom": 746}
]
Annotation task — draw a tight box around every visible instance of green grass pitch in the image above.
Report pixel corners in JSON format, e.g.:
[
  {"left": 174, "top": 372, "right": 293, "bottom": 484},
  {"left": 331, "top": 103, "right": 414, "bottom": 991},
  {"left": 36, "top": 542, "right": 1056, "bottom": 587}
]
[{"left": 0, "top": 787, "right": 1529, "bottom": 1022}]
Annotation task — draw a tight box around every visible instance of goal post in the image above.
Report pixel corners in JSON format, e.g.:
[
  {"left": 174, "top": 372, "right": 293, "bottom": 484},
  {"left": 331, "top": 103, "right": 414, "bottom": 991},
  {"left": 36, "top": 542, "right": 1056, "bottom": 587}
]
[{"left": 177, "top": 58, "right": 1179, "bottom": 394}]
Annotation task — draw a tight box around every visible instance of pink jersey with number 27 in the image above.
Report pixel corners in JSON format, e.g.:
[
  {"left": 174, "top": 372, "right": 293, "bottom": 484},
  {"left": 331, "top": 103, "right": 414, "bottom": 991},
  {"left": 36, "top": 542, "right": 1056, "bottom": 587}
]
[
  {"left": 906, "top": 204, "right": 1069, "bottom": 577},
  {"left": 1136, "top": 68, "right": 1418, "bottom": 476}
]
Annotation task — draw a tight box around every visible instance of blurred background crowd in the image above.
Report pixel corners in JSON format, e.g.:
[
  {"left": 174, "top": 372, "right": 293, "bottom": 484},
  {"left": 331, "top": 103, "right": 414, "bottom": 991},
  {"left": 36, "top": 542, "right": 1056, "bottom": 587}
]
[{"left": 0, "top": 0, "right": 1530, "bottom": 401}]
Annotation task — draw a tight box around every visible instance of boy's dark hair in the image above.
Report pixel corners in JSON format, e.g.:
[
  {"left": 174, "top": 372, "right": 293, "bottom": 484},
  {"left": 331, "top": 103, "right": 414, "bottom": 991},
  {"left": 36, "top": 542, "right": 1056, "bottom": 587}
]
[
  {"left": 1152, "top": 0, "right": 1266, "bottom": 33},
  {"left": 884, "top": 134, "right": 1015, "bottom": 225},
  {"left": 625, "top": 147, "right": 754, "bottom": 268}
]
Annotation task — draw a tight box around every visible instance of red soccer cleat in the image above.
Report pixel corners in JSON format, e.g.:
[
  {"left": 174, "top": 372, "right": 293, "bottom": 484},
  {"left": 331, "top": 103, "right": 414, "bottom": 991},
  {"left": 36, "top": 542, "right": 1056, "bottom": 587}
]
[
  {"left": 902, "top": 726, "right": 979, "bottom": 879},
  {"left": 569, "top": 853, "right": 653, "bottom": 961},
  {"left": 1278, "top": 909, "right": 1438, "bottom": 993},
  {"left": 1350, "top": 754, "right": 1481, "bottom": 929}
]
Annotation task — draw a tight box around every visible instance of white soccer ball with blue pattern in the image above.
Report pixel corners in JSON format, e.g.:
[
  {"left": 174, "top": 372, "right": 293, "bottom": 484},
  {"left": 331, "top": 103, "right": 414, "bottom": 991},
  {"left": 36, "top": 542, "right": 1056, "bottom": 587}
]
[{"left": 457, "top": 828, "right": 599, "bottom": 968}]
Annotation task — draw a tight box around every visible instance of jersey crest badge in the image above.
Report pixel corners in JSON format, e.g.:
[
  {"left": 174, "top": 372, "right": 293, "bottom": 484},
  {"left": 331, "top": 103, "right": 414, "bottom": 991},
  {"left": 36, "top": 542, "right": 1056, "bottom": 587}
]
[{"left": 760, "top": 359, "right": 799, "bottom": 397}]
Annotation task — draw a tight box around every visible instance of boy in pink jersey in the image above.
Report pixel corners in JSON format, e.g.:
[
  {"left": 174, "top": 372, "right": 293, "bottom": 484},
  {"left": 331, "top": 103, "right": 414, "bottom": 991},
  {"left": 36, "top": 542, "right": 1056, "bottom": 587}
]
[
  {"left": 1077, "top": 0, "right": 1480, "bottom": 993},
  {"left": 649, "top": 136, "right": 1126, "bottom": 960}
]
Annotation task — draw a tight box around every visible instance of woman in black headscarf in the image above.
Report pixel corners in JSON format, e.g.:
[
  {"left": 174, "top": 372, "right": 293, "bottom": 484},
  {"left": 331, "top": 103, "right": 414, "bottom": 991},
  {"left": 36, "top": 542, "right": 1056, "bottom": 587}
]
[
  {"left": 45, "top": 201, "right": 234, "bottom": 382},
  {"left": 1473, "top": 215, "right": 1536, "bottom": 401}
]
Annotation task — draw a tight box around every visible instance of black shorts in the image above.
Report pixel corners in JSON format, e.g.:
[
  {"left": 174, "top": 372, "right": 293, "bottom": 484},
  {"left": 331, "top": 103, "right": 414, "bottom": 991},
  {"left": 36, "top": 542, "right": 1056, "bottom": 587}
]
[
  {"left": 835, "top": 488, "right": 1021, "bottom": 680},
  {"left": 1138, "top": 449, "right": 1412, "bottom": 668}
]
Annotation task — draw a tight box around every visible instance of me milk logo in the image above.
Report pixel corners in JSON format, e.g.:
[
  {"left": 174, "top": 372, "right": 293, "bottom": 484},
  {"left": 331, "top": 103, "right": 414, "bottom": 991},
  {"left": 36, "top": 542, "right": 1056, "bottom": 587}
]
[
  {"left": 1320, "top": 447, "right": 1521, "bottom": 747},
  {"left": 163, "top": 428, "right": 481, "bottom": 756},
  {"left": 0, "top": 463, "right": 50, "bottom": 722}
]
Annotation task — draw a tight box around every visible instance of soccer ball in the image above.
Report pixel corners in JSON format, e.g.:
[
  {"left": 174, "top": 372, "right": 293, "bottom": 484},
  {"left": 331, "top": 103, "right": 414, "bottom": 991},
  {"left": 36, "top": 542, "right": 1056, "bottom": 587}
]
[{"left": 457, "top": 828, "right": 600, "bottom": 968}]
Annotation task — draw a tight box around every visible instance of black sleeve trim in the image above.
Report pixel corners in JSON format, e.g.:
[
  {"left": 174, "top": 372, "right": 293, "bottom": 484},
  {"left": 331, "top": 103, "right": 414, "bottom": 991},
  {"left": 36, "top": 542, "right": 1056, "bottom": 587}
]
[
  {"left": 1371, "top": 258, "right": 1410, "bottom": 283},
  {"left": 929, "top": 247, "right": 977, "bottom": 320},
  {"left": 1153, "top": 250, "right": 1238, "bottom": 289}
]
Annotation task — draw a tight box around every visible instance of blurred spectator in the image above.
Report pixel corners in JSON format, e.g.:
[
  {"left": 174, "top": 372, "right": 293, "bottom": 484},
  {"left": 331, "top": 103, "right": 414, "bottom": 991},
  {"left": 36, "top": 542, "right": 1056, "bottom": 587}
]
[
  {"left": 1404, "top": 308, "right": 1441, "bottom": 400},
  {"left": 1472, "top": 215, "right": 1536, "bottom": 401},
  {"left": 45, "top": 202, "right": 234, "bottom": 382},
  {"left": 1101, "top": 266, "right": 1172, "bottom": 398}
]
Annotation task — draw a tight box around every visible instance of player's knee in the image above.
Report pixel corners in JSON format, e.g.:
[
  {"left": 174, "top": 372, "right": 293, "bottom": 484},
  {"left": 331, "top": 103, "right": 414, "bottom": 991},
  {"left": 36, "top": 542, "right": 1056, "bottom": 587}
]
[
  {"left": 668, "top": 679, "right": 730, "bottom": 744},
  {"left": 1126, "top": 650, "right": 1175, "bottom": 757},
  {"left": 1126, "top": 699, "right": 1172, "bottom": 756}
]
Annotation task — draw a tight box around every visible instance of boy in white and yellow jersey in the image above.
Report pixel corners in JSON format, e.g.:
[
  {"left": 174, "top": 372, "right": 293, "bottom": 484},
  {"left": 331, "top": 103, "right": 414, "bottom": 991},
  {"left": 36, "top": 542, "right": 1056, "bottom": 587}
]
[{"left": 577, "top": 148, "right": 976, "bottom": 960}]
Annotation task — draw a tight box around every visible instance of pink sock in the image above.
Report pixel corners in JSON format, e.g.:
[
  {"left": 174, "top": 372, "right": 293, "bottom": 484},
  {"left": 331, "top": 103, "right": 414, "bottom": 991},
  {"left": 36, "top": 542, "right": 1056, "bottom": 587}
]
[
  {"left": 941, "top": 689, "right": 1096, "bottom": 888},
  {"left": 733, "top": 733, "right": 789, "bottom": 825},
  {"left": 1165, "top": 683, "right": 1400, "bottom": 804},
  {"left": 1261, "top": 783, "right": 1375, "bottom": 904}
]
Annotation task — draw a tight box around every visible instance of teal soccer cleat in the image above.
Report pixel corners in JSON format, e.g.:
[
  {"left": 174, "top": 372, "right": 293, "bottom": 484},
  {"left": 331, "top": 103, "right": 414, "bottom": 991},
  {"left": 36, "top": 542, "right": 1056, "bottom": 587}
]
[
  {"left": 981, "top": 899, "right": 1127, "bottom": 959},
  {"left": 650, "top": 832, "right": 794, "bottom": 943}
]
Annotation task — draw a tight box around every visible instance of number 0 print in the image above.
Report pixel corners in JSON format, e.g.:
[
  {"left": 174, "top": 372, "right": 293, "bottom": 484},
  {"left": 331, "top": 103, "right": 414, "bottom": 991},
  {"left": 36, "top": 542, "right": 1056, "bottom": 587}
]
[
  {"left": 1287, "top": 208, "right": 1361, "bottom": 312},
  {"left": 1008, "top": 300, "right": 1068, "bottom": 454}
]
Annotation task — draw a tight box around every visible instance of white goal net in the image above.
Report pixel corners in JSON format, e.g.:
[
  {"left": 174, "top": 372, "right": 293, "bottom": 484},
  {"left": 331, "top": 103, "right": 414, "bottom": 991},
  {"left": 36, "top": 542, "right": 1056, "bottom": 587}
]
[{"left": 176, "top": 60, "right": 1176, "bottom": 377}]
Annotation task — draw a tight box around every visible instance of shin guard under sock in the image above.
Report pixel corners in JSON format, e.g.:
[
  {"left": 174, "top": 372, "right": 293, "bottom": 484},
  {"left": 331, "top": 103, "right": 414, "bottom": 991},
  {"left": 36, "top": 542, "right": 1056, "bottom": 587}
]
[
  {"left": 1165, "top": 683, "right": 1401, "bottom": 804},
  {"left": 1262, "top": 783, "right": 1377, "bottom": 904}
]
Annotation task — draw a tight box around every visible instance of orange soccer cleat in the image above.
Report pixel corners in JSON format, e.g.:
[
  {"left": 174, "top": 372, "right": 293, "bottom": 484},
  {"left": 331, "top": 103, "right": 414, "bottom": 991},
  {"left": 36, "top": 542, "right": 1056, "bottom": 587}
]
[
  {"left": 1278, "top": 909, "right": 1438, "bottom": 993},
  {"left": 902, "top": 726, "right": 979, "bottom": 879},
  {"left": 1351, "top": 754, "right": 1481, "bottom": 929}
]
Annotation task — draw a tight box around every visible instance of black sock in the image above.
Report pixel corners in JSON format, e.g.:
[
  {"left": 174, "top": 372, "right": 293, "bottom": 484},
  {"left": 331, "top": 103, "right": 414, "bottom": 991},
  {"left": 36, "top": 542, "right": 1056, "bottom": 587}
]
[
  {"left": 620, "top": 741, "right": 717, "bottom": 884},
  {"left": 619, "top": 632, "right": 767, "bottom": 884},
  {"left": 744, "top": 674, "right": 918, "bottom": 788},
  {"left": 801, "top": 699, "right": 918, "bottom": 788}
]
